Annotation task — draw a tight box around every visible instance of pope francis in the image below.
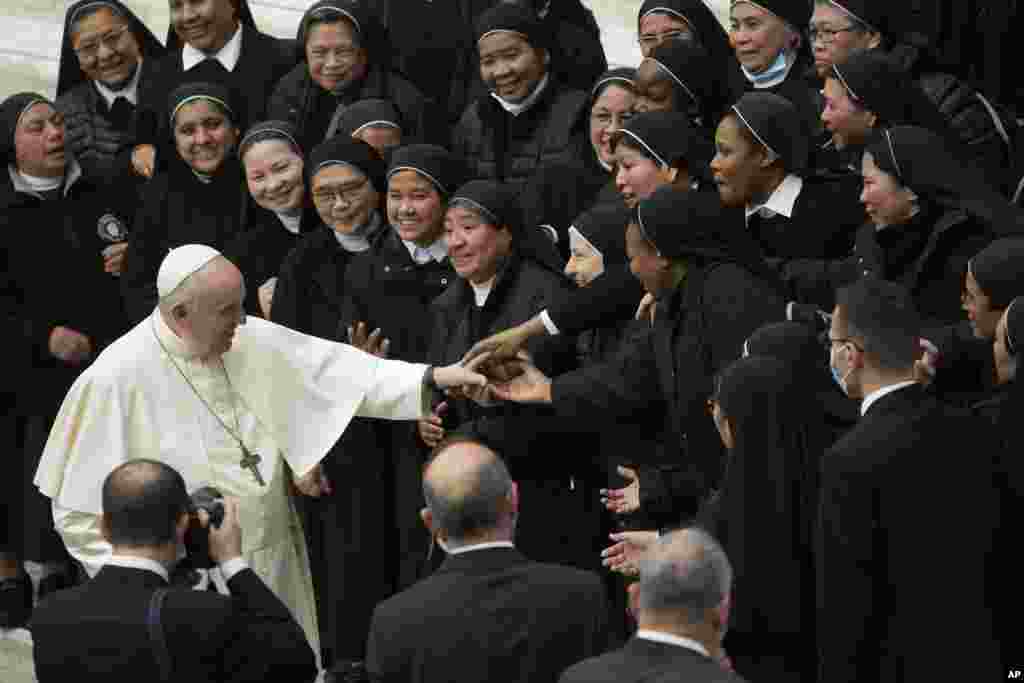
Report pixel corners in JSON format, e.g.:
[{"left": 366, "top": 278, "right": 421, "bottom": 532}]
[{"left": 33, "top": 245, "right": 489, "bottom": 659}]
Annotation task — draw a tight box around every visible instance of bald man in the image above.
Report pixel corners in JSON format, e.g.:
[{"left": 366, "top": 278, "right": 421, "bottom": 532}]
[
  {"left": 366, "top": 436, "right": 608, "bottom": 683},
  {"left": 35, "top": 245, "right": 490, "bottom": 661},
  {"left": 30, "top": 458, "right": 316, "bottom": 683}
]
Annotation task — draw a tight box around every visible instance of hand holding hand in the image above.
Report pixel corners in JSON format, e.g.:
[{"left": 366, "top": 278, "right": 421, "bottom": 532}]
[
  {"left": 488, "top": 353, "right": 552, "bottom": 404},
  {"left": 294, "top": 463, "right": 333, "bottom": 497},
  {"left": 348, "top": 321, "right": 390, "bottom": 358},
  {"left": 601, "top": 530, "right": 658, "bottom": 576},
  {"left": 131, "top": 144, "right": 155, "bottom": 178},
  {"left": 101, "top": 242, "right": 129, "bottom": 276},
  {"left": 600, "top": 466, "right": 640, "bottom": 515},
  {"left": 201, "top": 496, "right": 243, "bottom": 565},
  {"left": 462, "top": 320, "right": 535, "bottom": 365},
  {"left": 418, "top": 401, "right": 447, "bottom": 448},
  {"left": 49, "top": 326, "right": 93, "bottom": 364}
]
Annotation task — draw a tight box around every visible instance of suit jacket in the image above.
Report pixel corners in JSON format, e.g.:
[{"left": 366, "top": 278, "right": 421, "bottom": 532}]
[
  {"left": 366, "top": 547, "right": 608, "bottom": 683},
  {"left": 559, "top": 638, "right": 746, "bottom": 683},
  {"left": 30, "top": 564, "right": 316, "bottom": 683},
  {"left": 815, "top": 384, "right": 1001, "bottom": 682}
]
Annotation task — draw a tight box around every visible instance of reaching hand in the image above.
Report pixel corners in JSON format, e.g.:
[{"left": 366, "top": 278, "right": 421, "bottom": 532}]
[
  {"left": 294, "top": 463, "right": 333, "bottom": 497},
  {"left": 635, "top": 292, "right": 656, "bottom": 323},
  {"left": 418, "top": 401, "right": 447, "bottom": 448},
  {"left": 49, "top": 326, "right": 93, "bottom": 364},
  {"left": 601, "top": 466, "right": 640, "bottom": 515},
  {"left": 131, "top": 144, "right": 156, "bottom": 179},
  {"left": 601, "top": 530, "right": 658, "bottom": 576},
  {"left": 101, "top": 242, "right": 129, "bottom": 276},
  {"left": 432, "top": 355, "right": 490, "bottom": 392},
  {"left": 488, "top": 354, "right": 552, "bottom": 404},
  {"left": 462, "top": 319, "right": 539, "bottom": 365},
  {"left": 201, "top": 496, "right": 243, "bottom": 565},
  {"left": 348, "top": 321, "right": 390, "bottom": 358}
]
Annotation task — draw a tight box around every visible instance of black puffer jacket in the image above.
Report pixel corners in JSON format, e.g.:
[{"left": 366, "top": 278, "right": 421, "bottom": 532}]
[
  {"left": 267, "top": 63, "right": 440, "bottom": 153},
  {"left": 451, "top": 81, "right": 588, "bottom": 187}
]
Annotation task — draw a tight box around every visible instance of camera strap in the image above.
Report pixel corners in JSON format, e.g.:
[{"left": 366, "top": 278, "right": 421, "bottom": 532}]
[{"left": 147, "top": 587, "right": 173, "bottom": 683}]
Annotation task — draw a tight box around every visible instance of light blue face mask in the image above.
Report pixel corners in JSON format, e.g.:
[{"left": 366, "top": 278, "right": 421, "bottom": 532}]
[{"left": 742, "top": 49, "right": 790, "bottom": 87}]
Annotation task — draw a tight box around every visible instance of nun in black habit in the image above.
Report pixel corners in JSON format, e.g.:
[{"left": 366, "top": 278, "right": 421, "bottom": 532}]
[
  {"left": 1, "top": 93, "right": 128, "bottom": 576},
  {"left": 267, "top": 0, "right": 437, "bottom": 154},
  {"left": 268, "top": 135, "right": 389, "bottom": 668},
  {"left": 781, "top": 125, "right": 1024, "bottom": 327},
  {"left": 55, "top": 0, "right": 164, "bottom": 184},
  {"left": 699, "top": 356, "right": 826, "bottom": 683},
  {"left": 451, "top": 3, "right": 589, "bottom": 187},
  {"left": 225, "top": 120, "right": 318, "bottom": 317},
  {"left": 712, "top": 91, "right": 865, "bottom": 259},
  {"left": 332, "top": 98, "right": 403, "bottom": 154},
  {"left": 519, "top": 67, "right": 636, "bottom": 258},
  {"left": 121, "top": 75, "right": 251, "bottom": 323}
]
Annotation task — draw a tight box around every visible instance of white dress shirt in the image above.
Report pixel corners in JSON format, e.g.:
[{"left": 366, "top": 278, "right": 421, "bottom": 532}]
[
  {"left": 491, "top": 74, "right": 550, "bottom": 117},
  {"left": 635, "top": 629, "right": 710, "bottom": 658},
  {"left": 860, "top": 380, "right": 918, "bottom": 416},
  {"left": 745, "top": 173, "right": 803, "bottom": 225},
  {"left": 445, "top": 540, "right": 515, "bottom": 556},
  {"left": 402, "top": 238, "right": 447, "bottom": 265},
  {"left": 182, "top": 24, "right": 243, "bottom": 72},
  {"left": 470, "top": 275, "right": 497, "bottom": 307}
]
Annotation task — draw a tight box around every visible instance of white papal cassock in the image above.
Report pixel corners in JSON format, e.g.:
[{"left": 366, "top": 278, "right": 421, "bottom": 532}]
[{"left": 34, "top": 308, "right": 432, "bottom": 659}]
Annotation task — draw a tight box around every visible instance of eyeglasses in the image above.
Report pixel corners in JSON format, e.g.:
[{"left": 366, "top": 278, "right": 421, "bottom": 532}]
[
  {"left": 312, "top": 178, "right": 368, "bottom": 205},
  {"left": 73, "top": 24, "right": 131, "bottom": 61},
  {"left": 806, "top": 25, "right": 859, "bottom": 45},
  {"left": 637, "top": 29, "right": 692, "bottom": 50},
  {"left": 823, "top": 335, "right": 863, "bottom": 352}
]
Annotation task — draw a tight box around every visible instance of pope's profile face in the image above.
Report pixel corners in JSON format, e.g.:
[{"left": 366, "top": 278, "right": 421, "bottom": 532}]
[{"left": 184, "top": 260, "right": 246, "bottom": 358}]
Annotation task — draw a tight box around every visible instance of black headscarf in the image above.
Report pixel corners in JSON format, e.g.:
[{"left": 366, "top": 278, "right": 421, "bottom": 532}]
[
  {"left": 570, "top": 203, "right": 631, "bottom": 266},
  {"left": 238, "top": 119, "right": 305, "bottom": 164},
  {"left": 386, "top": 144, "right": 465, "bottom": 198},
  {"left": 706, "top": 354, "right": 820, "bottom": 636},
  {"left": 333, "top": 98, "right": 402, "bottom": 138},
  {"left": 165, "top": 0, "right": 257, "bottom": 52},
  {"left": 831, "top": 50, "right": 954, "bottom": 144},
  {"left": 166, "top": 62, "right": 246, "bottom": 135},
  {"left": 635, "top": 185, "right": 779, "bottom": 287},
  {"left": 733, "top": 0, "right": 810, "bottom": 34},
  {"left": 648, "top": 40, "right": 740, "bottom": 131},
  {"left": 867, "top": 126, "right": 1024, "bottom": 237},
  {"left": 612, "top": 111, "right": 701, "bottom": 171},
  {"left": 297, "top": 0, "right": 390, "bottom": 68},
  {"left": 450, "top": 178, "right": 563, "bottom": 273},
  {"left": 969, "top": 239, "right": 1024, "bottom": 310},
  {"left": 590, "top": 67, "right": 637, "bottom": 105},
  {"left": 307, "top": 135, "right": 386, "bottom": 193},
  {"left": 474, "top": 2, "right": 553, "bottom": 53},
  {"left": 1, "top": 93, "right": 49, "bottom": 165},
  {"left": 730, "top": 91, "right": 809, "bottom": 174},
  {"left": 57, "top": 0, "right": 165, "bottom": 97},
  {"left": 745, "top": 321, "right": 860, "bottom": 427},
  {"left": 823, "top": 0, "right": 891, "bottom": 36},
  {"left": 638, "top": 1, "right": 737, "bottom": 72}
]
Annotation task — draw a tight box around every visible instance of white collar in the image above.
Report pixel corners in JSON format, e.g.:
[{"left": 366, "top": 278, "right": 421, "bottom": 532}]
[
  {"left": 446, "top": 540, "right": 515, "bottom": 556},
  {"left": 275, "top": 210, "right": 302, "bottom": 235},
  {"left": 8, "top": 160, "right": 82, "bottom": 198},
  {"left": 104, "top": 555, "right": 170, "bottom": 582},
  {"left": 745, "top": 173, "right": 803, "bottom": 223},
  {"left": 490, "top": 73, "right": 550, "bottom": 117},
  {"left": 93, "top": 60, "right": 143, "bottom": 107},
  {"left": 635, "top": 630, "right": 710, "bottom": 658},
  {"left": 402, "top": 238, "right": 447, "bottom": 264},
  {"left": 152, "top": 307, "right": 201, "bottom": 360},
  {"left": 182, "top": 23, "right": 243, "bottom": 72},
  {"left": 470, "top": 274, "right": 497, "bottom": 307},
  {"left": 333, "top": 210, "right": 382, "bottom": 252},
  {"left": 860, "top": 380, "right": 917, "bottom": 416}
]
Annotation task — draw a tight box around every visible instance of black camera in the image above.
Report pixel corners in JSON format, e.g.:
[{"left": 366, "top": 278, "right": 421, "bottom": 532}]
[{"left": 184, "top": 486, "right": 225, "bottom": 570}]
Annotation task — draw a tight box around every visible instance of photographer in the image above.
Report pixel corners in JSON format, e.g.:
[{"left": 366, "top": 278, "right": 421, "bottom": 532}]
[{"left": 30, "top": 459, "right": 316, "bottom": 683}]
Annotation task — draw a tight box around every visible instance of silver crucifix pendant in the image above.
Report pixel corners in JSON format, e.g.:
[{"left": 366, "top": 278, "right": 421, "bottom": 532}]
[{"left": 240, "top": 447, "right": 266, "bottom": 486}]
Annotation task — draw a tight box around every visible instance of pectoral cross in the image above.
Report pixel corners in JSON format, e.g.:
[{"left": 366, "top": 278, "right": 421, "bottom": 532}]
[{"left": 240, "top": 447, "right": 265, "bottom": 486}]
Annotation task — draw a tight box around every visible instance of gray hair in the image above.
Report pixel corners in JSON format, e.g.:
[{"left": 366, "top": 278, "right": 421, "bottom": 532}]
[
  {"left": 422, "top": 437, "right": 513, "bottom": 543},
  {"left": 638, "top": 527, "right": 733, "bottom": 624}
]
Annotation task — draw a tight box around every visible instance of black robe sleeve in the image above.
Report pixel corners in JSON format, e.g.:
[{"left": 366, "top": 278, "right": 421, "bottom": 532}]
[
  {"left": 121, "top": 175, "right": 171, "bottom": 323},
  {"left": 544, "top": 265, "right": 644, "bottom": 336}
]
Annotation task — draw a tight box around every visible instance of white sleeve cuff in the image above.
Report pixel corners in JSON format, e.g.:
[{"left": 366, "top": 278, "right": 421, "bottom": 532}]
[
  {"left": 218, "top": 557, "right": 249, "bottom": 581},
  {"left": 538, "top": 310, "right": 560, "bottom": 336}
]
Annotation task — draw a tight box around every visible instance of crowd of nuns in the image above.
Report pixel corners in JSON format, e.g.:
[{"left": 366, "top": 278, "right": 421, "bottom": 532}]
[{"left": 1, "top": 0, "right": 1022, "bottom": 680}]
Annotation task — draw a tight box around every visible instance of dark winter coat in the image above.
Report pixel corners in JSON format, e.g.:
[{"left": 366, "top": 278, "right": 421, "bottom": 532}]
[{"left": 452, "top": 81, "right": 588, "bottom": 187}]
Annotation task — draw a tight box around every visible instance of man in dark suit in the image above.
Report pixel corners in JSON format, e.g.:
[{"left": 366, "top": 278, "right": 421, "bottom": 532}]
[
  {"left": 30, "top": 459, "right": 316, "bottom": 683},
  {"left": 365, "top": 436, "right": 608, "bottom": 683},
  {"left": 560, "top": 527, "right": 744, "bottom": 683},
  {"left": 817, "top": 279, "right": 1001, "bottom": 682}
]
